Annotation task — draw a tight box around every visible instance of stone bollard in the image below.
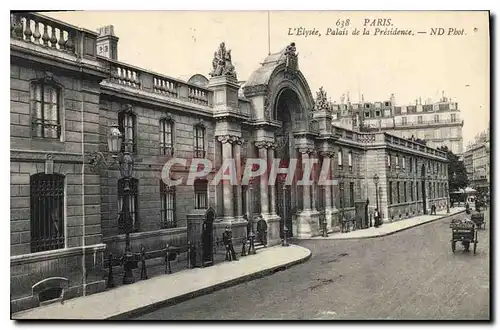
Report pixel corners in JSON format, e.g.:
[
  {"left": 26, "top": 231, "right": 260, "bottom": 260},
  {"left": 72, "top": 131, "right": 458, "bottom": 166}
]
[
  {"left": 140, "top": 245, "right": 148, "bottom": 280},
  {"left": 106, "top": 253, "right": 115, "bottom": 289}
]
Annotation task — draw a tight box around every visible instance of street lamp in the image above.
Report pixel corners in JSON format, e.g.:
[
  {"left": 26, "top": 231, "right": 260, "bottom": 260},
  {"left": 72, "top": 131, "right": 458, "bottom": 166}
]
[
  {"left": 88, "top": 124, "right": 137, "bottom": 285},
  {"left": 373, "top": 174, "right": 380, "bottom": 227}
]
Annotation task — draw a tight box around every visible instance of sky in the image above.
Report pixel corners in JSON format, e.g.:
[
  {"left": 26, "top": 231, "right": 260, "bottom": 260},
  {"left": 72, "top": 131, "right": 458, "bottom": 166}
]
[{"left": 45, "top": 10, "right": 490, "bottom": 147}]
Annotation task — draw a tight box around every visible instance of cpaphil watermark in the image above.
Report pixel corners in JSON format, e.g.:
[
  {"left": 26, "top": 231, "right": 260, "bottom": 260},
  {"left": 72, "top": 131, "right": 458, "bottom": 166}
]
[{"left": 161, "top": 157, "right": 339, "bottom": 187}]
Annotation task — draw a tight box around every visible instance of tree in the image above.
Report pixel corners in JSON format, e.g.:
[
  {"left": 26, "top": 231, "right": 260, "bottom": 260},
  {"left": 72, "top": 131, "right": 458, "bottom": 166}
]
[{"left": 437, "top": 145, "right": 468, "bottom": 192}]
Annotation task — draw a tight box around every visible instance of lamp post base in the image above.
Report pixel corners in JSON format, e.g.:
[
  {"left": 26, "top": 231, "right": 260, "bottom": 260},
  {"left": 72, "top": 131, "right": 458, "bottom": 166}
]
[{"left": 122, "top": 252, "right": 137, "bottom": 285}]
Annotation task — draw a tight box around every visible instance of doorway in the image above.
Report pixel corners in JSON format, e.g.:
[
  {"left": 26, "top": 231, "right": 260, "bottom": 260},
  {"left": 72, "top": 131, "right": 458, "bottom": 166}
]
[{"left": 202, "top": 209, "right": 215, "bottom": 266}]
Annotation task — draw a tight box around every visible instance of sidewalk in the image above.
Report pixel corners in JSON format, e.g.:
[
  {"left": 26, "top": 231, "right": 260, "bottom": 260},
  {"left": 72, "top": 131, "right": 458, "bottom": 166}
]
[
  {"left": 12, "top": 244, "right": 311, "bottom": 320},
  {"left": 310, "top": 207, "right": 466, "bottom": 240}
]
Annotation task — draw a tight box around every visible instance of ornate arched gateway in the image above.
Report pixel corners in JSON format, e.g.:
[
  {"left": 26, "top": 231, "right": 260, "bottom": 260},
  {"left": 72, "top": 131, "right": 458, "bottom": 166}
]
[{"left": 242, "top": 43, "right": 335, "bottom": 241}]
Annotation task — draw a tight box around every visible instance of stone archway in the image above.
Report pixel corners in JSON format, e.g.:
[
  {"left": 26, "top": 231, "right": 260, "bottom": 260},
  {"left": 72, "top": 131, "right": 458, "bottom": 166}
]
[{"left": 242, "top": 42, "right": 319, "bottom": 242}]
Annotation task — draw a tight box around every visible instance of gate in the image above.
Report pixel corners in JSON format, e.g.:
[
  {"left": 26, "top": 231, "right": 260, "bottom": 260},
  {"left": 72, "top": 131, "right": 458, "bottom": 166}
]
[{"left": 276, "top": 181, "right": 293, "bottom": 238}]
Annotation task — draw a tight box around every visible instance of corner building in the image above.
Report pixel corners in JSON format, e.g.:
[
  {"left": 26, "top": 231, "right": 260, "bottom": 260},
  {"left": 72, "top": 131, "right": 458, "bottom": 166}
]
[{"left": 9, "top": 13, "right": 449, "bottom": 312}]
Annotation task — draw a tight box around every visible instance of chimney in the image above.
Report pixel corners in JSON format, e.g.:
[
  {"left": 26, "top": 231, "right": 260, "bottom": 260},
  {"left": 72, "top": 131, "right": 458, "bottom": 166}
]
[{"left": 97, "top": 25, "right": 119, "bottom": 60}]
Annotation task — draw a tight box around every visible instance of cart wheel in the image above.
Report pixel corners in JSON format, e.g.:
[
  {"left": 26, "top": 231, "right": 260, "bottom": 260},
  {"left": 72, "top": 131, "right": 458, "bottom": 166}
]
[
  {"left": 451, "top": 241, "right": 456, "bottom": 253},
  {"left": 473, "top": 241, "right": 477, "bottom": 255}
]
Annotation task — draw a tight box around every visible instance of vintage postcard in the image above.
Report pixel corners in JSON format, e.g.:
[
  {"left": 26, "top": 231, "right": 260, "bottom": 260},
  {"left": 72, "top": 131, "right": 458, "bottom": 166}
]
[{"left": 9, "top": 10, "right": 490, "bottom": 320}]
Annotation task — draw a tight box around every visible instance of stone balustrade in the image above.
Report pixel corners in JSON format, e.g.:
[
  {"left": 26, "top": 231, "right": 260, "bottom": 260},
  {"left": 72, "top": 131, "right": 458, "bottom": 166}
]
[
  {"left": 10, "top": 12, "right": 98, "bottom": 58},
  {"left": 104, "top": 59, "right": 213, "bottom": 107}
]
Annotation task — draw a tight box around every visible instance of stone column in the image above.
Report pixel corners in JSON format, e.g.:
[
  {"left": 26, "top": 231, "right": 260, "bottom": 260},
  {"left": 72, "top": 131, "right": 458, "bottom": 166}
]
[
  {"left": 268, "top": 146, "right": 277, "bottom": 215},
  {"left": 256, "top": 142, "right": 269, "bottom": 215},
  {"left": 320, "top": 151, "right": 334, "bottom": 232},
  {"left": 311, "top": 152, "right": 317, "bottom": 211},
  {"left": 300, "top": 149, "right": 312, "bottom": 211},
  {"left": 234, "top": 139, "right": 244, "bottom": 219},
  {"left": 217, "top": 135, "right": 234, "bottom": 219}
]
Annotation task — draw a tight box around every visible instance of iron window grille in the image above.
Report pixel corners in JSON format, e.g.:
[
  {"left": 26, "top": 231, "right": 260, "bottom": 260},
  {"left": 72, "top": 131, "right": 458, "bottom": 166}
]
[
  {"left": 396, "top": 182, "right": 401, "bottom": 204},
  {"left": 118, "top": 107, "right": 136, "bottom": 153},
  {"left": 160, "top": 180, "right": 176, "bottom": 228},
  {"left": 194, "top": 179, "right": 208, "bottom": 209},
  {"left": 159, "top": 118, "right": 174, "bottom": 156},
  {"left": 30, "top": 81, "right": 61, "bottom": 139},
  {"left": 118, "top": 178, "right": 139, "bottom": 234},
  {"left": 30, "top": 173, "right": 65, "bottom": 253},
  {"left": 194, "top": 124, "right": 206, "bottom": 158}
]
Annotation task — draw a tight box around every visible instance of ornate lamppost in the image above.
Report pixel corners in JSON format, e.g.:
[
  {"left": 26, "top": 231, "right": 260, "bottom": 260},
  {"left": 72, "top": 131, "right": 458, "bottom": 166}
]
[
  {"left": 446, "top": 185, "right": 450, "bottom": 214},
  {"left": 88, "top": 124, "right": 137, "bottom": 285},
  {"left": 373, "top": 174, "right": 380, "bottom": 227}
]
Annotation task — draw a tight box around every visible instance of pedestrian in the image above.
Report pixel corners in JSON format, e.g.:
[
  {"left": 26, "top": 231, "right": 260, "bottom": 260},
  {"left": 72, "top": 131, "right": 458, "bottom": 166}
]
[
  {"left": 222, "top": 226, "right": 237, "bottom": 261},
  {"left": 374, "top": 208, "right": 380, "bottom": 228}
]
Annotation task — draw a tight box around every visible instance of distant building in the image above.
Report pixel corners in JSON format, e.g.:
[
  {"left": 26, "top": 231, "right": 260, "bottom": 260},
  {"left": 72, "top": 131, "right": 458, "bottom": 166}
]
[
  {"left": 331, "top": 93, "right": 464, "bottom": 155},
  {"left": 463, "top": 130, "right": 490, "bottom": 195}
]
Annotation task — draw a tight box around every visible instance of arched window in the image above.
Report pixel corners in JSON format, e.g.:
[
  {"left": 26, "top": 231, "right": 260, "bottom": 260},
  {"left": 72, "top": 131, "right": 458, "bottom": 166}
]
[
  {"left": 348, "top": 150, "right": 353, "bottom": 171},
  {"left": 338, "top": 149, "right": 343, "bottom": 168},
  {"left": 30, "top": 77, "right": 62, "bottom": 139},
  {"left": 193, "top": 123, "right": 206, "bottom": 158},
  {"left": 160, "top": 180, "right": 176, "bottom": 228},
  {"left": 118, "top": 178, "right": 139, "bottom": 233},
  {"left": 118, "top": 104, "right": 136, "bottom": 153},
  {"left": 159, "top": 117, "right": 175, "bottom": 156},
  {"left": 30, "top": 173, "right": 65, "bottom": 252}
]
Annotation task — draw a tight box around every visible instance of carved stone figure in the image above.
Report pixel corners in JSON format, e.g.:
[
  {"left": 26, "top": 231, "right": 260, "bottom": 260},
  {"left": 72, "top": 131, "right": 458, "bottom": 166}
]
[
  {"left": 209, "top": 42, "right": 237, "bottom": 80},
  {"left": 314, "top": 86, "right": 330, "bottom": 112}
]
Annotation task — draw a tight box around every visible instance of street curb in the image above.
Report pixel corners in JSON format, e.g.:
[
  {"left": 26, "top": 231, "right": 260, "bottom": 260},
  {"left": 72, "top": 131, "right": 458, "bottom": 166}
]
[
  {"left": 108, "top": 245, "right": 312, "bottom": 320},
  {"left": 306, "top": 210, "right": 466, "bottom": 241}
]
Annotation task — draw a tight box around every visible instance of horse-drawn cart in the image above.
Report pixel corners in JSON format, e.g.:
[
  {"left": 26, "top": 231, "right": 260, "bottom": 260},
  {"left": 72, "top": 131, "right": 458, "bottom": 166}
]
[{"left": 450, "top": 219, "right": 478, "bottom": 254}]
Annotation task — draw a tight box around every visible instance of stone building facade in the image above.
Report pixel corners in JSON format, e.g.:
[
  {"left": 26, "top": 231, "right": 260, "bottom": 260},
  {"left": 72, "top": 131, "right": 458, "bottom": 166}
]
[
  {"left": 332, "top": 93, "right": 464, "bottom": 155},
  {"left": 10, "top": 13, "right": 449, "bottom": 312},
  {"left": 464, "top": 130, "right": 490, "bottom": 195}
]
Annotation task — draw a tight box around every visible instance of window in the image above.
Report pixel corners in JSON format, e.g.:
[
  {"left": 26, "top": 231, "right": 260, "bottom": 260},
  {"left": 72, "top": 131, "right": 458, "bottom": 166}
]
[
  {"left": 387, "top": 154, "right": 391, "bottom": 167},
  {"left": 397, "top": 182, "right": 401, "bottom": 204},
  {"left": 338, "top": 149, "right": 343, "bottom": 168},
  {"left": 364, "top": 111, "right": 370, "bottom": 118},
  {"left": 404, "top": 182, "right": 407, "bottom": 202},
  {"left": 417, "top": 116, "right": 423, "bottom": 124},
  {"left": 349, "top": 182, "right": 355, "bottom": 207},
  {"left": 194, "top": 179, "right": 208, "bottom": 209},
  {"left": 160, "top": 180, "right": 176, "bottom": 228},
  {"left": 434, "top": 114, "right": 440, "bottom": 123},
  {"left": 428, "top": 182, "right": 432, "bottom": 199},
  {"left": 118, "top": 178, "right": 139, "bottom": 234},
  {"left": 395, "top": 155, "right": 400, "bottom": 168},
  {"left": 375, "top": 111, "right": 381, "bottom": 117},
  {"left": 417, "top": 182, "right": 420, "bottom": 200},
  {"left": 160, "top": 117, "right": 175, "bottom": 156},
  {"left": 402, "top": 156, "right": 406, "bottom": 170},
  {"left": 365, "top": 104, "right": 370, "bottom": 109},
  {"left": 118, "top": 105, "right": 136, "bottom": 153},
  {"left": 30, "top": 173, "right": 65, "bottom": 252},
  {"left": 194, "top": 124, "right": 206, "bottom": 158},
  {"left": 402, "top": 117, "right": 407, "bottom": 125},
  {"left": 388, "top": 182, "right": 393, "bottom": 204},
  {"left": 385, "top": 102, "right": 390, "bottom": 107},
  {"left": 30, "top": 78, "right": 62, "bottom": 139},
  {"left": 409, "top": 157, "right": 413, "bottom": 172},
  {"left": 451, "top": 114, "right": 457, "bottom": 122},
  {"left": 348, "top": 151, "right": 353, "bottom": 170},
  {"left": 410, "top": 182, "right": 414, "bottom": 201}
]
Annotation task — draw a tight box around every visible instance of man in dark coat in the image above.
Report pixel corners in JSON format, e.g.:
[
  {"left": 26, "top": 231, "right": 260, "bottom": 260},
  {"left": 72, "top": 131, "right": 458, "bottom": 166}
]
[{"left": 222, "top": 226, "right": 237, "bottom": 261}]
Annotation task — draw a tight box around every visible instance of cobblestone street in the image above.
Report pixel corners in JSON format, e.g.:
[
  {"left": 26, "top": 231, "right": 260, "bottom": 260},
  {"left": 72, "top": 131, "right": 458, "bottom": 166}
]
[{"left": 137, "top": 211, "right": 490, "bottom": 320}]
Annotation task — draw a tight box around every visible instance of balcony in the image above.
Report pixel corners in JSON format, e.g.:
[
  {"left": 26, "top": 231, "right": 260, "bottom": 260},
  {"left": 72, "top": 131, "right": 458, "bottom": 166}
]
[{"left": 395, "top": 119, "right": 464, "bottom": 128}]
